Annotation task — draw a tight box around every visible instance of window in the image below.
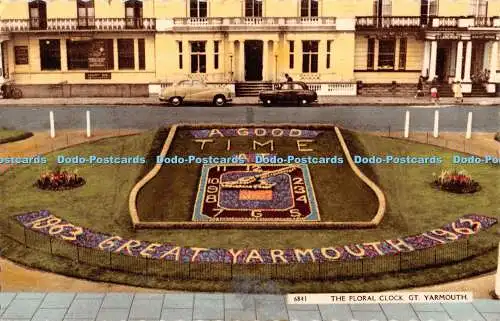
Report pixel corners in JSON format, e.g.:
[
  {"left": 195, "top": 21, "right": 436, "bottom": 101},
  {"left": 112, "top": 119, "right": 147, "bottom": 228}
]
[
  {"left": 301, "top": 0, "right": 318, "bottom": 17},
  {"left": 289, "top": 41, "right": 294, "bottom": 69},
  {"left": 373, "top": 0, "right": 392, "bottom": 17},
  {"left": 67, "top": 39, "right": 114, "bottom": 70},
  {"left": 420, "top": 0, "right": 438, "bottom": 24},
  {"left": 245, "top": 0, "right": 262, "bottom": 17},
  {"left": 302, "top": 40, "right": 318, "bottom": 73},
  {"left": 138, "top": 39, "right": 145, "bottom": 70},
  {"left": 40, "top": 39, "right": 60, "bottom": 70},
  {"left": 190, "top": 41, "right": 206, "bottom": 73},
  {"left": 326, "top": 40, "right": 333, "bottom": 69},
  {"left": 398, "top": 38, "right": 407, "bottom": 70},
  {"left": 67, "top": 40, "right": 91, "bottom": 70},
  {"left": 77, "top": 0, "right": 95, "bottom": 28},
  {"left": 28, "top": 0, "right": 47, "bottom": 29},
  {"left": 118, "top": 39, "right": 134, "bottom": 69},
  {"left": 367, "top": 38, "right": 375, "bottom": 70},
  {"left": 178, "top": 41, "right": 183, "bottom": 69},
  {"left": 470, "top": 0, "right": 488, "bottom": 17},
  {"left": 14, "top": 46, "right": 29, "bottom": 65},
  {"left": 190, "top": 0, "right": 207, "bottom": 18},
  {"left": 378, "top": 39, "right": 395, "bottom": 70},
  {"left": 125, "top": 0, "right": 143, "bottom": 28},
  {"left": 214, "top": 41, "right": 219, "bottom": 70}
]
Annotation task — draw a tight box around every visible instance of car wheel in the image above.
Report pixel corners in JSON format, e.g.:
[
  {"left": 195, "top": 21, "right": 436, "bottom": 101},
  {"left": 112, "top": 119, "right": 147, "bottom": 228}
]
[
  {"left": 298, "top": 98, "right": 309, "bottom": 106},
  {"left": 213, "top": 95, "right": 226, "bottom": 107},
  {"left": 263, "top": 99, "right": 273, "bottom": 107},
  {"left": 169, "top": 96, "right": 183, "bottom": 107}
]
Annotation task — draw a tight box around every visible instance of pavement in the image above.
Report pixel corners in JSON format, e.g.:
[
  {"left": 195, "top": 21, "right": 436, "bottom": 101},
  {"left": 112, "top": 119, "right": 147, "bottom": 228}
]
[
  {"left": 0, "top": 96, "right": 499, "bottom": 106},
  {"left": 0, "top": 292, "right": 499, "bottom": 321}
]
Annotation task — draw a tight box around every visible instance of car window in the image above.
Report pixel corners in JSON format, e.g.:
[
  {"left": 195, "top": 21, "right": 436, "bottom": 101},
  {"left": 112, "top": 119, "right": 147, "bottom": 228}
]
[
  {"left": 177, "top": 80, "right": 190, "bottom": 87},
  {"left": 192, "top": 80, "right": 203, "bottom": 86},
  {"left": 293, "top": 83, "right": 305, "bottom": 90}
]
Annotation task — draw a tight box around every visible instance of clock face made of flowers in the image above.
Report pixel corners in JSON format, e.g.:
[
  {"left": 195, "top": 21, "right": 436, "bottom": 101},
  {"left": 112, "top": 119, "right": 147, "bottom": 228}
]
[{"left": 193, "top": 164, "right": 320, "bottom": 222}]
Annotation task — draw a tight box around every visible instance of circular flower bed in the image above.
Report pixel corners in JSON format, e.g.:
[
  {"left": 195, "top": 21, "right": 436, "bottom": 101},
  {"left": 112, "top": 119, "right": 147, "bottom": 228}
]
[
  {"left": 35, "top": 169, "right": 85, "bottom": 191},
  {"left": 433, "top": 169, "right": 480, "bottom": 194}
]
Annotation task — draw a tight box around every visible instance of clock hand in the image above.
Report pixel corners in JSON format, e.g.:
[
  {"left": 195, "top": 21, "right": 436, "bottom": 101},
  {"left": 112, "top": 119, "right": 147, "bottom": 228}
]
[{"left": 222, "top": 166, "right": 299, "bottom": 187}]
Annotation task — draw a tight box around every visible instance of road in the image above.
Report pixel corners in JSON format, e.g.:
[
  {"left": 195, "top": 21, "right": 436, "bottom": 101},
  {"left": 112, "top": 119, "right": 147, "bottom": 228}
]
[{"left": 0, "top": 105, "right": 498, "bottom": 132}]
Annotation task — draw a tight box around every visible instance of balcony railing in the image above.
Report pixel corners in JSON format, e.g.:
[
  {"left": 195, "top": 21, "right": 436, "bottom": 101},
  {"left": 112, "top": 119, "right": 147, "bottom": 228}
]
[
  {"left": 171, "top": 16, "right": 336, "bottom": 31},
  {"left": 474, "top": 16, "right": 495, "bottom": 27},
  {"left": 356, "top": 16, "right": 421, "bottom": 29},
  {"left": 0, "top": 17, "right": 156, "bottom": 32},
  {"left": 431, "top": 16, "right": 459, "bottom": 28}
]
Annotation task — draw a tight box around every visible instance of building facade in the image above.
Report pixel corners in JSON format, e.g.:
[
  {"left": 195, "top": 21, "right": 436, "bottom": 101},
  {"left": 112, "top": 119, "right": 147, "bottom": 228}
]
[{"left": 0, "top": 0, "right": 499, "bottom": 97}]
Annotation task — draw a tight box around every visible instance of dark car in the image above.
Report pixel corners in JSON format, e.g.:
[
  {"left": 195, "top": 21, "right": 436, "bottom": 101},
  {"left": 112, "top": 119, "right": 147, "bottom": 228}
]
[{"left": 259, "top": 81, "right": 318, "bottom": 106}]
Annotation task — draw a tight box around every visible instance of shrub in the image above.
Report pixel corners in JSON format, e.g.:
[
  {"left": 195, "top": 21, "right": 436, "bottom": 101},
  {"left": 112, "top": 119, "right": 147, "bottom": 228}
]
[{"left": 35, "top": 168, "right": 85, "bottom": 191}]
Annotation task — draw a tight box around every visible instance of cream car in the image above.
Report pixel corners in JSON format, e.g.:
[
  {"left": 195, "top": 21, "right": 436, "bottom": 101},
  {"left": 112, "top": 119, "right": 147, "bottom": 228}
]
[{"left": 159, "top": 80, "right": 233, "bottom": 106}]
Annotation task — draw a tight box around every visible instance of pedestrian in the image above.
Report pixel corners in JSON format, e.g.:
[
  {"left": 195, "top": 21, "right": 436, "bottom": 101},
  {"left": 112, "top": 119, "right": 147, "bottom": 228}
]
[
  {"left": 286, "top": 74, "right": 293, "bottom": 82},
  {"left": 453, "top": 81, "right": 463, "bottom": 104},
  {"left": 430, "top": 76, "right": 439, "bottom": 104},
  {"left": 282, "top": 73, "right": 289, "bottom": 83},
  {"left": 415, "top": 76, "right": 424, "bottom": 98}
]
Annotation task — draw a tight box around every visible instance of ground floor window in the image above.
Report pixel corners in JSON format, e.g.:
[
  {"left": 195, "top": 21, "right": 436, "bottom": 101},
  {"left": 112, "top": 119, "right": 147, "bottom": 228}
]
[
  {"left": 302, "top": 40, "right": 318, "bottom": 73},
  {"left": 214, "top": 40, "right": 219, "bottom": 70},
  {"left": 289, "top": 41, "right": 294, "bottom": 69},
  {"left": 178, "top": 41, "right": 183, "bottom": 69},
  {"left": 378, "top": 39, "right": 395, "bottom": 70},
  {"left": 40, "top": 39, "right": 60, "bottom": 70},
  {"left": 138, "top": 39, "right": 145, "bottom": 70},
  {"left": 190, "top": 41, "right": 206, "bottom": 73},
  {"left": 367, "top": 38, "right": 375, "bottom": 70},
  {"left": 398, "top": 38, "right": 407, "bottom": 70},
  {"left": 118, "top": 39, "right": 134, "bottom": 69},
  {"left": 67, "top": 39, "right": 114, "bottom": 70}
]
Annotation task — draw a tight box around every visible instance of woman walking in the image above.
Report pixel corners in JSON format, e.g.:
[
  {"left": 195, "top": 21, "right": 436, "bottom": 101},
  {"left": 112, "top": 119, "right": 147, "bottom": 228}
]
[
  {"left": 453, "top": 81, "right": 463, "bottom": 104},
  {"left": 430, "top": 77, "right": 439, "bottom": 104},
  {"left": 415, "top": 76, "right": 424, "bottom": 98}
]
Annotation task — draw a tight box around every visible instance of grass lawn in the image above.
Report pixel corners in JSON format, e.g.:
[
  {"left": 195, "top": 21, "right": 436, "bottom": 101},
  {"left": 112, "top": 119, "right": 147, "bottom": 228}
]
[
  {"left": 0, "top": 129, "right": 33, "bottom": 144},
  {"left": 0, "top": 128, "right": 498, "bottom": 291}
]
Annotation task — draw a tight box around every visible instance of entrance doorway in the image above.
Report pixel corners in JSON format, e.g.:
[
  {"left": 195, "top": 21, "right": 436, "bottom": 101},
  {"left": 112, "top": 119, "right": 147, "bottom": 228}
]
[
  {"left": 244, "top": 40, "right": 262, "bottom": 81},
  {"left": 436, "top": 48, "right": 448, "bottom": 82}
]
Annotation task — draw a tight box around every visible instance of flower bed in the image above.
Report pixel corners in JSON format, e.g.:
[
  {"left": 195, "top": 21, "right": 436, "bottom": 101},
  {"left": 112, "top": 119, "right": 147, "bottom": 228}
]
[
  {"left": 34, "top": 169, "right": 85, "bottom": 191},
  {"left": 433, "top": 170, "right": 480, "bottom": 194},
  {"left": 15, "top": 211, "right": 497, "bottom": 264}
]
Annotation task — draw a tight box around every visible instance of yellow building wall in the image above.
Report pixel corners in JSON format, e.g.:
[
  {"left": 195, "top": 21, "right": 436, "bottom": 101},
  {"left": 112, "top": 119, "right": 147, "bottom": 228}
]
[
  {"left": 154, "top": 1, "right": 186, "bottom": 18},
  {"left": 490, "top": 1, "right": 500, "bottom": 18},
  {"left": 437, "top": 0, "right": 471, "bottom": 16},
  {"left": 392, "top": 0, "right": 420, "bottom": 16},
  {"left": 211, "top": 0, "right": 244, "bottom": 17},
  {"left": 46, "top": 2, "right": 76, "bottom": 19},
  {"left": 9, "top": 33, "right": 155, "bottom": 84},
  {"left": 0, "top": 2, "right": 29, "bottom": 19}
]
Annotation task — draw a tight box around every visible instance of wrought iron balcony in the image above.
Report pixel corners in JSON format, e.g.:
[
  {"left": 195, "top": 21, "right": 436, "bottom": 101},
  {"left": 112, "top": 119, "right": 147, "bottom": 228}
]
[
  {"left": 356, "top": 16, "right": 421, "bottom": 29},
  {"left": 473, "top": 16, "right": 495, "bottom": 27},
  {"left": 0, "top": 17, "right": 156, "bottom": 32},
  {"left": 170, "top": 16, "right": 336, "bottom": 32}
]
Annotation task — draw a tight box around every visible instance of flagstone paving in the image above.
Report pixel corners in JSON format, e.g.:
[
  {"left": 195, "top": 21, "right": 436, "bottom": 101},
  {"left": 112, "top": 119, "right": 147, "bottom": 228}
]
[{"left": 0, "top": 293, "right": 498, "bottom": 321}]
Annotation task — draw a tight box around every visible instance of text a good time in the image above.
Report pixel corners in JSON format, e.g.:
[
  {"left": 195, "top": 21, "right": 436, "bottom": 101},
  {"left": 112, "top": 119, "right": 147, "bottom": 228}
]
[{"left": 192, "top": 128, "right": 317, "bottom": 152}]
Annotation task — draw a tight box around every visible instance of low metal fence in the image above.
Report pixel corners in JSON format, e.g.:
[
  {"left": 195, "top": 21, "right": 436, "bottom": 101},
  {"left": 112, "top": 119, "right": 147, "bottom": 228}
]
[{"left": 5, "top": 218, "right": 496, "bottom": 281}]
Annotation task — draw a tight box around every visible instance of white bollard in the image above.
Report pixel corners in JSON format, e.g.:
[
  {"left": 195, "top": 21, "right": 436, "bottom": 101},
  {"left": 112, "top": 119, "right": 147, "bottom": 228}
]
[
  {"left": 404, "top": 110, "right": 410, "bottom": 138},
  {"left": 433, "top": 110, "right": 439, "bottom": 138},
  {"left": 496, "top": 242, "right": 500, "bottom": 298},
  {"left": 49, "top": 111, "right": 55, "bottom": 138},
  {"left": 86, "top": 110, "right": 91, "bottom": 137},
  {"left": 465, "top": 112, "right": 472, "bottom": 139}
]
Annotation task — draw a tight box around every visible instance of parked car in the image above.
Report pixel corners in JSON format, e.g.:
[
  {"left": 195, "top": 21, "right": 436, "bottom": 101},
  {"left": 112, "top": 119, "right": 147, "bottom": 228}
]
[
  {"left": 159, "top": 80, "right": 233, "bottom": 106},
  {"left": 259, "top": 81, "right": 317, "bottom": 106}
]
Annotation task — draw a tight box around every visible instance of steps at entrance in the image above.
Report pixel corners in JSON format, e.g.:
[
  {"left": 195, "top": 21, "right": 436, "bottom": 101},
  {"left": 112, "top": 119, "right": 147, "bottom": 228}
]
[
  {"left": 432, "top": 83, "right": 494, "bottom": 98},
  {"left": 235, "top": 82, "right": 273, "bottom": 97}
]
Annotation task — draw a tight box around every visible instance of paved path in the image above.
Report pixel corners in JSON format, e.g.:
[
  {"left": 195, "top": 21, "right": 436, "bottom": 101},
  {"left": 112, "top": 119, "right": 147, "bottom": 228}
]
[
  {"left": 0, "top": 96, "right": 500, "bottom": 106},
  {"left": 0, "top": 106, "right": 499, "bottom": 132},
  {"left": 0, "top": 292, "right": 499, "bottom": 321}
]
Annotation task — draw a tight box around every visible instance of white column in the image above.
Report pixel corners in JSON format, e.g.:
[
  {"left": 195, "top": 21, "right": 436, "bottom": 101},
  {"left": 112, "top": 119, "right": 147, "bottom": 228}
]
[
  {"left": 49, "top": 111, "right": 55, "bottom": 138},
  {"left": 463, "top": 41, "right": 473, "bottom": 83},
  {"left": 483, "top": 42, "right": 491, "bottom": 71},
  {"left": 404, "top": 111, "right": 410, "bottom": 138},
  {"left": 422, "top": 41, "right": 431, "bottom": 77},
  {"left": 113, "top": 39, "right": 119, "bottom": 71},
  {"left": 86, "top": 110, "right": 91, "bottom": 138},
  {"left": 455, "top": 41, "right": 464, "bottom": 81},
  {"left": 489, "top": 41, "right": 498, "bottom": 82},
  {"left": 433, "top": 110, "right": 439, "bottom": 138},
  {"left": 262, "top": 40, "right": 268, "bottom": 81},
  {"left": 466, "top": 111, "right": 472, "bottom": 140},
  {"left": 0, "top": 40, "right": 4, "bottom": 83},
  {"left": 429, "top": 40, "right": 438, "bottom": 80},
  {"left": 239, "top": 41, "right": 244, "bottom": 81}
]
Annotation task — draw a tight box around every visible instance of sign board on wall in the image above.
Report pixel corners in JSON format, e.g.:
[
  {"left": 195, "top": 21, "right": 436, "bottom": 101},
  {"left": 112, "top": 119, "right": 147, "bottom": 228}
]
[
  {"left": 88, "top": 40, "right": 107, "bottom": 70},
  {"left": 85, "top": 72, "right": 111, "bottom": 80},
  {"left": 14, "top": 46, "right": 28, "bottom": 65}
]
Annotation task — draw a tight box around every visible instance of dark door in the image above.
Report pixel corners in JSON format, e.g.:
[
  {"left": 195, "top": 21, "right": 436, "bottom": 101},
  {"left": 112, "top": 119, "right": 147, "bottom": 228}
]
[
  {"left": 244, "top": 40, "right": 263, "bottom": 81},
  {"left": 436, "top": 48, "right": 447, "bottom": 82}
]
